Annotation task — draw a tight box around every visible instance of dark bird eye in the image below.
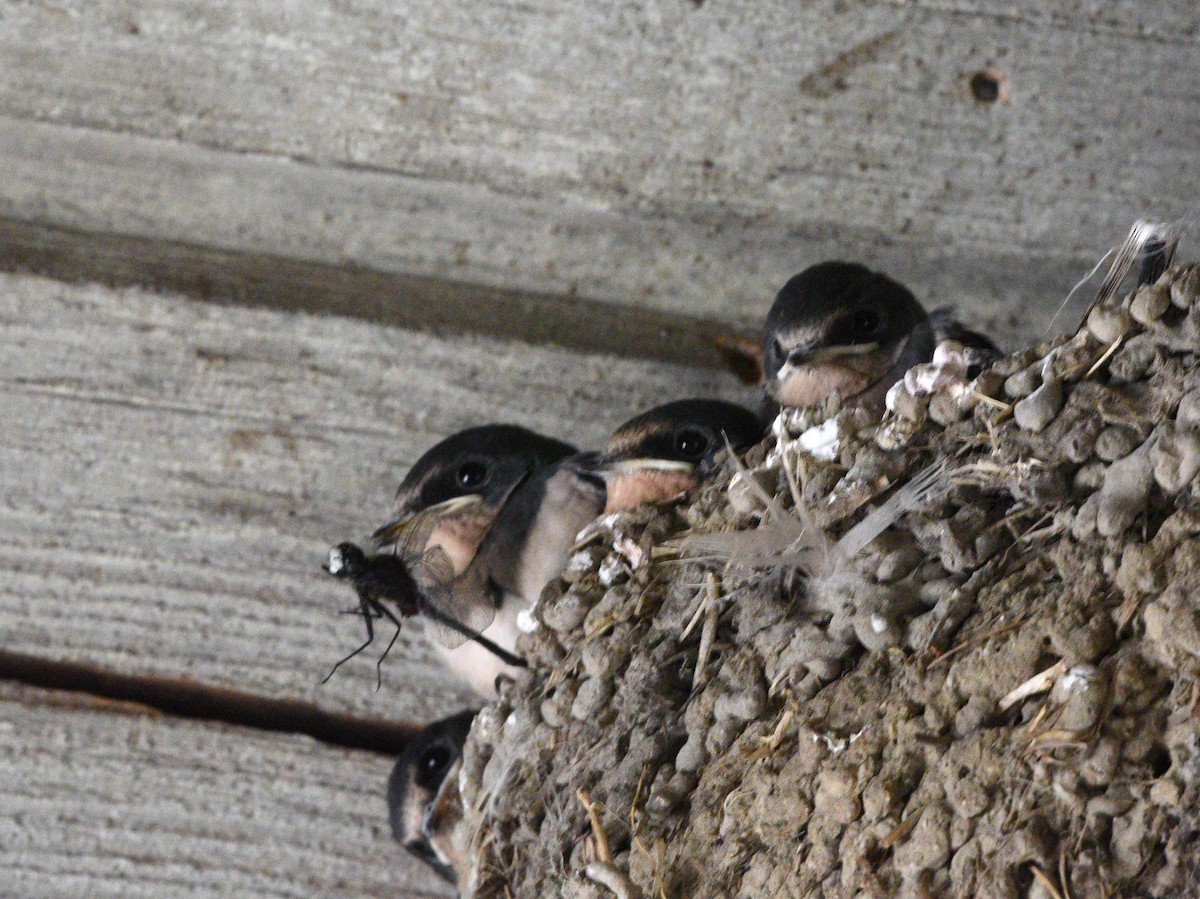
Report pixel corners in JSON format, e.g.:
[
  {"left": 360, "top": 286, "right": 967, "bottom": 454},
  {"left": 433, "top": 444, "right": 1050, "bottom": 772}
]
[
  {"left": 455, "top": 461, "right": 489, "bottom": 489},
  {"left": 418, "top": 744, "right": 453, "bottom": 782},
  {"left": 674, "top": 428, "right": 711, "bottom": 460},
  {"left": 852, "top": 309, "right": 881, "bottom": 335}
]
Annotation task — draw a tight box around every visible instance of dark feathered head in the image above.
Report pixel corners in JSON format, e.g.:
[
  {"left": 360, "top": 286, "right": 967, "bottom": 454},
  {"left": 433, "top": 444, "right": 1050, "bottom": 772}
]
[
  {"left": 762, "top": 261, "right": 929, "bottom": 407},
  {"left": 373, "top": 425, "right": 576, "bottom": 572},
  {"left": 387, "top": 710, "right": 477, "bottom": 886}
]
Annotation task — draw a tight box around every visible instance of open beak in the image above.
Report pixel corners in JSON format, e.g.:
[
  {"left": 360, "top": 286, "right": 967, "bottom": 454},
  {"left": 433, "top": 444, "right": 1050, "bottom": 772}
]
[{"left": 371, "top": 494, "right": 483, "bottom": 548}]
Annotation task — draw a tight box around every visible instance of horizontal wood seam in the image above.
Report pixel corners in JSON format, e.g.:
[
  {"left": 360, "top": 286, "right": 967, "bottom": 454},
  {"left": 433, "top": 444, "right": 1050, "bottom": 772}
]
[{"left": 0, "top": 648, "right": 420, "bottom": 755}]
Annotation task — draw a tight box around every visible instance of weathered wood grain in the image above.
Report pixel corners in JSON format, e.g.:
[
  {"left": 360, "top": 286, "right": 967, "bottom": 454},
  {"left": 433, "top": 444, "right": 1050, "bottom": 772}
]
[
  {"left": 0, "top": 217, "right": 747, "bottom": 371},
  {"left": 0, "top": 271, "right": 741, "bottom": 721},
  {"left": 0, "top": 682, "right": 451, "bottom": 898},
  {"left": 3, "top": 1, "right": 1197, "bottom": 348}
]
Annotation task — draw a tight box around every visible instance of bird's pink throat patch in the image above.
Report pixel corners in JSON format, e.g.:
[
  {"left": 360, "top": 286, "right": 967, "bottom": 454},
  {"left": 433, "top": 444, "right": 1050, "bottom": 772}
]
[
  {"left": 776, "top": 363, "right": 874, "bottom": 408},
  {"left": 604, "top": 469, "right": 696, "bottom": 514},
  {"left": 427, "top": 510, "right": 495, "bottom": 575}
]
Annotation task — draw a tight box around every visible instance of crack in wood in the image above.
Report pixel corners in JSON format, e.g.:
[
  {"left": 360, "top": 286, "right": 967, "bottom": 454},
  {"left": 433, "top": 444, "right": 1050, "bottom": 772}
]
[{"left": 0, "top": 648, "right": 418, "bottom": 756}]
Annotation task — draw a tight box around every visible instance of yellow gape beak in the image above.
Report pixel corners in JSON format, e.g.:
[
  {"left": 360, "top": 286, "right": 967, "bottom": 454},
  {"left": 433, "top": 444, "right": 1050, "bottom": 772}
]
[
  {"left": 785, "top": 341, "right": 881, "bottom": 369},
  {"left": 371, "top": 494, "right": 483, "bottom": 546},
  {"left": 605, "top": 458, "right": 696, "bottom": 474}
]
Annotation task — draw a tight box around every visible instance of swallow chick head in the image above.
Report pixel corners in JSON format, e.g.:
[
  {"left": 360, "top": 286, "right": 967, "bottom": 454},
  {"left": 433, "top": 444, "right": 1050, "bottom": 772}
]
[
  {"left": 762, "top": 261, "right": 929, "bottom": 408},
  {"left": 598, "top": 399, "right": 763, "bottom": 513},
  {"left": 388, "top": 710, "right": 476, "bottom": 886},
  {"left": 373, "top": 425, "right": 576, "bottom": 573}
]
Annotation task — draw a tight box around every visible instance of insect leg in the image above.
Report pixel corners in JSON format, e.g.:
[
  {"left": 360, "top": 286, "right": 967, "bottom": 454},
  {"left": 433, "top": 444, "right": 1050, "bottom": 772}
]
[
  {"left": 372, "top": 601, "right": 405, "bottom": 691},
  {"left": 322, "top": 593, "right": 378, "bottom": 684}
]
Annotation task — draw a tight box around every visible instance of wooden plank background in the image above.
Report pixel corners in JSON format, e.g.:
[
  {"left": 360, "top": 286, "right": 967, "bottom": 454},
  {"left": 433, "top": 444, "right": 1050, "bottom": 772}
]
[
  {"left": 0, "top": 271, "right": 740, "bottom": 895},
  {"left": 2, "top": 1, "right": 1198, "bottom": 895},
  {"left": 0, "top": 270, "right": 739, "bottom": 721},
  {"left": 3, "top": 1, "right": 1198, "bottom": 350},
  {"left": 0, "top": 682, "right": 450, "bottom": 898}
]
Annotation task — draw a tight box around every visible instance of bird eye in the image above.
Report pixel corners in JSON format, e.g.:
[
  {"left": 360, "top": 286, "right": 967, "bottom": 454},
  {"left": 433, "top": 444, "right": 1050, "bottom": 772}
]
[
  {"left": 674, "top": 428, "right": 711, "bottom": 460},
  {"left": 852, "top": 309, "right": 881, "bottom": 335},
  {"left": 418, "top": 744, "right": 453, "bottom": 781},
  {"left": 455, "top": 461, "right": 489, "bottom": 489}
]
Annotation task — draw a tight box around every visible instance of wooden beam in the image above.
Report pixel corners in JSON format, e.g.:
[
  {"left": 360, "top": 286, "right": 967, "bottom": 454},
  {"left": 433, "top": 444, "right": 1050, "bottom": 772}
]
[
  {"left": 0, "top": 649, "right": 417, "bottom": 755},
  {"left": 0, "top": 216, "right": 742, "bottom": 371},
  {"left": 0, "top": 682, "right": 453, "bottom": 897},
  {"left": 11, "top": 0, "right": 1198, "bottom": 350}
]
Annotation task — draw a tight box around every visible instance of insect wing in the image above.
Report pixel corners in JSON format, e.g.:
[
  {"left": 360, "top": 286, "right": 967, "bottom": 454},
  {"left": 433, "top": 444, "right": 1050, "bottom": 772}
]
[
  {"left": 371, "top": 506, "right": 442, "bottom": 559},
  {"left": 410, "top": 547, "right": 498, "bottom": 649}
]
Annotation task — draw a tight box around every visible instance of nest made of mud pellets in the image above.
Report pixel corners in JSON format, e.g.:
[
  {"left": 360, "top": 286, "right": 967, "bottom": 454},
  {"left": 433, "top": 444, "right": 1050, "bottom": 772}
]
[{"left": 458, "top": 264, "right": 1200, "bottom": 899}]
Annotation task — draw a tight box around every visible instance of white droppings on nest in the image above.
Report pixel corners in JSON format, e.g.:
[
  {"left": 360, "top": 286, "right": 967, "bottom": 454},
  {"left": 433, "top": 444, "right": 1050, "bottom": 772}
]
[
  {"left": 904, "top": 339, "right": 971, "bottom": 397},
  {"left": 598, "top": 554, "right": 626, "bottom": 586},
  {"left": 1062, "top": 665, "right": 1099, "bottom": 691},
  {"left": 812, "top": 727, "right": 865, "bottom": 754},
  {"left": 798, "top": 416, "right": 841, "bottom": 461},
  {"left": 612, "top": 534, "right": 645, "bottom": 570},
  {"left": 771, "top": 408, "right": 791, "bottom": 443},
  {"left": 575, "top": 512, "right": 623, "bottom": 546},
  {"left": 566, "top": 550, "right": 595, "bottom": 575},
  {"left": 765, "top": 411, "right": 793, "bottom": 470},
  {"left": 1052, "top": 663, "right": 1101, "bottom": 702},
  {"left": 516, "top": 608, "right": 539, "bottom": 634},
  {"left": 870, "top": 614, "right": 889, "bottom": 634}
]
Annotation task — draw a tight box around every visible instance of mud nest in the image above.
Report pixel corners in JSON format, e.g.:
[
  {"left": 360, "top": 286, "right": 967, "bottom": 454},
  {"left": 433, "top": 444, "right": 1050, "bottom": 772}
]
[{"left": 457, "top": 264, "right": 1200, "bottom": 898}]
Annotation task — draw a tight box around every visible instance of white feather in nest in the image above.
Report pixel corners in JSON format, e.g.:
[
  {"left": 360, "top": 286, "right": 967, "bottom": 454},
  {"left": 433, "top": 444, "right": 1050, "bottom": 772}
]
[
  {"left": 680, "top": 445, "right": 950, "bottom": 661},
  {"left": 679, "top": 447, "right": 948, "bottom": 582},
  {"left": 1050, "top": 217, "right": 1188, "bottom": 333}
]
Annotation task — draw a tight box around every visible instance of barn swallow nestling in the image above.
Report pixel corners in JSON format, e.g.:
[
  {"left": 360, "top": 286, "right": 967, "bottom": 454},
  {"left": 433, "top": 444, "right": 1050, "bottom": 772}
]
[
  {"left": 359, "top": 425, "right": 576, "bottom": 696},
  {"left": 327, "top": 403, "right": 764, "bottom": 698},
  {"left": 762, "top": 261, "right": 999, "bottom": 409},
  {"left": 320, "top": 426, "right": 570, "bottom": 694},
  {"left": 371, "top": 425, "right": 577, "bottom": 574},
  {"left": 442, "top": 399, "right": 765, "bottom": 697},
  {"left": 440, "top": 450, "right": 607, "bottom": 697},
  {"left": 387, "top": 710, "right": 476, "bottom": 888}
]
